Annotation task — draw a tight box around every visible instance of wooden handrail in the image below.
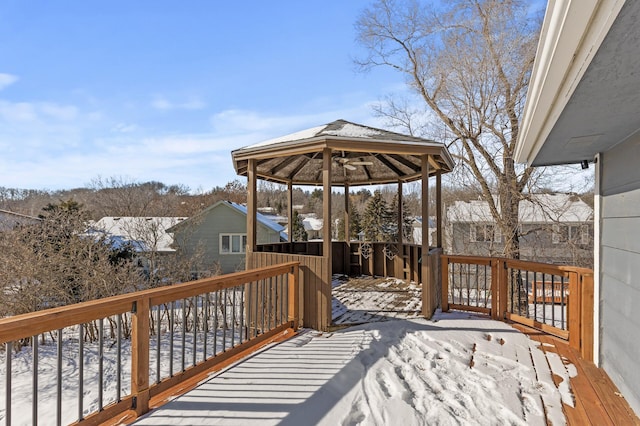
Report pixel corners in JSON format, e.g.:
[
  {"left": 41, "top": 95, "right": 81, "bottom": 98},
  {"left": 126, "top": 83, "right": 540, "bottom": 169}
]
[
  {"left": 0, "top": 261, "right": 299, "bottom": 345},
  {"left": 1, "top": 261, "right": 301, "bottom": 425}
]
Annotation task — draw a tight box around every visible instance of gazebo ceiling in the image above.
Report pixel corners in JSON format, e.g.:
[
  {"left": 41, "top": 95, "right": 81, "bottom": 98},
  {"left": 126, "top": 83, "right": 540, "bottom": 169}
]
[{"left": 231, "top": 119, "right": 455, "bottom": 186}]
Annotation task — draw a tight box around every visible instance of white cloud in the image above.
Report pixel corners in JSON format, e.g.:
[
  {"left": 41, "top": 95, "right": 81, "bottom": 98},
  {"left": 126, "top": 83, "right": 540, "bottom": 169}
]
[
  {"left": 0, "top": 100, "right": 82, "bottom": 123},
  {"left": 151, "top": 95, "right": 206, "bottom": 111},
  {"left": 111, "top": 122, "right": 138, "bottom": 133},
  {"left": 0, "top": 73, "right": 18, "bottom": 91},
  {"left": 40, "top": 103, "right": 78, "bottom": 120},
  {"left": 210, "top": 105, "right": 382, "bottom": 140},
  {"left": 0, "top": 96, "right": 386, "bottom": 191},
  {"left": 0, "top": 101, "right": 37, "bottom": 121}
]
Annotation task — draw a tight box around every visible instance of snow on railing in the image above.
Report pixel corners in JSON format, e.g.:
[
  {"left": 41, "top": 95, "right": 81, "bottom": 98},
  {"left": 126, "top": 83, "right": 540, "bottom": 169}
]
[
  {"left": 442, "top": 255, "right": 594, "bottom": 361},
  {"left": 0, "top": 262, "right": 299, "bottom": 425}
]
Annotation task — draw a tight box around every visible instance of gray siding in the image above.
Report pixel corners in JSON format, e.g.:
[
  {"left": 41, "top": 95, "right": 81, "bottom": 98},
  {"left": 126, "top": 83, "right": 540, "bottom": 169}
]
[
  {"left": 174, "top": 203, "right": 280, "bottom": 275},
  {"left": 600, "top": 135, "right": 640, "bottom": 414},
  {"left": 447, "top": 221, "right": 592, "bottom": 266}
]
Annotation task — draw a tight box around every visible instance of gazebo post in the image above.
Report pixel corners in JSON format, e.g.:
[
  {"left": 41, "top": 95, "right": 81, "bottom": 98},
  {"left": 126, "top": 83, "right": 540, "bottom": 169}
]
[
  {"left": 344, "top": 182, "right": 350, "bottom": 275},
  {"left": 247, "top": 158, "right": 257, "bottom": 256},
  {"left": 436, "top": 170, "right": 442, "bottom": 248},
  {"left": 287, "top": 180, "right": 293, "bottom": 243},
  {"left": 321, "top": 148, "right": 333, "bottom": 329},
  {"left": 396, "top": 180, "right": 404, "bottom": 279},
  {"left": 421, "top": 155, "right": 432, "bottom": 318}
]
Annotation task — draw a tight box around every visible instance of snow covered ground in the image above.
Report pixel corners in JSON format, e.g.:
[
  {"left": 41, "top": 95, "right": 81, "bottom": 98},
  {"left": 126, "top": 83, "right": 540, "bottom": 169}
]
[
  {"left": 135, "top": 310, "right": 571, "bottom": 426},
  {"left": 2, "top": 276, "right": 574, "bottom": 425}
]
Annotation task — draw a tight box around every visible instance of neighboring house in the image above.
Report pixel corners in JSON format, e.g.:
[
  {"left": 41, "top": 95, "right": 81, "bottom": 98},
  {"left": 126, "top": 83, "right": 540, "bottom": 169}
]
[
  {"left": 301, "top": 214, "right": 323, "bottom": 240},
  {"left": 91, "top": 216, "right": 186, "bottom": 253},
  {"left": 411, "top": 216, "right": 436, "bottom": 246},
  {"left": 446, "top": 194, "right": 593, "bottom": 266},
  {"left": 515, "top": 0, "right": 640, "bottom": 414},
  {"left": 90, "top": 216, "right": 187, "bottom": 277},
  {"left": 168, "top": 200, "right": 285, "bottom": 274},
  {"left": 0, "top": 209, "right": 41, "bottom": 231}
]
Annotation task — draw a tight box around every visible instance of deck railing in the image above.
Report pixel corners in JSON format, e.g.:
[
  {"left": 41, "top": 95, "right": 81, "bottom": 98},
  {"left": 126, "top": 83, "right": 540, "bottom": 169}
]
[
  {"left": 0, "top": 262, "right": 299, "bottom": 425},
  {"left": 441, "top": 255, "right": 594, "bottom": 361}
]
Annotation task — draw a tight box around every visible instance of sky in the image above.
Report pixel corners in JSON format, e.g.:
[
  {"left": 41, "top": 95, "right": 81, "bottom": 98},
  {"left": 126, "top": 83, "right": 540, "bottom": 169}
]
[
  {"left": 0, "top": 1, "right": 405, "bottom": 192},
  {"left": 0, "top": 1, "right": 546, "bottom": 193}
]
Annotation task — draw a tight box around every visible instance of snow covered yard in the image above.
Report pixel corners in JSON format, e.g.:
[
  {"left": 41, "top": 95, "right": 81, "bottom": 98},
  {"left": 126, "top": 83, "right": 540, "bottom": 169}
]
[{"left": 134, "top": 311, "right": 571, "bottom": 425}]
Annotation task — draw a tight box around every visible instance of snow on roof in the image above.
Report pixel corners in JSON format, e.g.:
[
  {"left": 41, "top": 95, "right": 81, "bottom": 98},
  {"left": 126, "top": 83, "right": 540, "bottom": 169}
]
[
  {"left": 227, "top": 202, "right": 285, "bottom": 233},
  {"left": 321, "top": 122, "right": 382, "bottom": 138},
  {"left": 302, "top": 215, "right": 323, "bottom": 231},
  {"left": 447, "top": 193, "right": 593, "bottom": 223},
  {"left": 91, "top": 216, "right": 187, "bottom": 252},
  {"left": 238, "top": 119, "right": 440, "bottom": 151}
]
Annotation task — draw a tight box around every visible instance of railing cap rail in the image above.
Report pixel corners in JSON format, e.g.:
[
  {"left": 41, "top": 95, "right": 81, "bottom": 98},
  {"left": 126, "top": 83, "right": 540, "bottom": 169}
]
[{"left": 0, "top": 261, "right": 299, "bottom": 344}]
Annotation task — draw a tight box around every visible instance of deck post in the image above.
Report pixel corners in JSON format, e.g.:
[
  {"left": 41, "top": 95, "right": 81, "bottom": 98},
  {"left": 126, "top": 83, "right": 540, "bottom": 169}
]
[
  {"left": 568, "top": 271, "right": 581, "bottom": 351},
  {"left": 581, "top": 272, "right": 594, "bottom": 361},
  {"left": 131, "top": 297, "right": 150, "bottom": 416},
  {"left": 491, "top": 259, "right": 500, "bottom": 320},
  {"left": 441, "top": 254, "right": 449, "bottom": 312},
  {"left": 288, "top": 263, "right": 300, "bottom": 328},
  {"left": 396, "top": 180, "right": 404, "bottom": 279},
  {"left": 421, "top": 155, "right": 432, "bottom": 318}
]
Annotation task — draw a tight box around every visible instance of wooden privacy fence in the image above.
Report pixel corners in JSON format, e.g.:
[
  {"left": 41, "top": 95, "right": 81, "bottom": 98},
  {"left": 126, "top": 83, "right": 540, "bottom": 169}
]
[
  {"left": 441, "top": 255, "right": 594, "bottom": 361},
  {"left": 0, "top": 262, "right": 299, "bottom": 426}
]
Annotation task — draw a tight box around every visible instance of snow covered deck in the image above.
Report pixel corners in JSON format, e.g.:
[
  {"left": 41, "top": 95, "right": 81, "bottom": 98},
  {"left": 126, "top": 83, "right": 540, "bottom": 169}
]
[{"left": 133, "top": 278, "right": 579, "bottom": 425}]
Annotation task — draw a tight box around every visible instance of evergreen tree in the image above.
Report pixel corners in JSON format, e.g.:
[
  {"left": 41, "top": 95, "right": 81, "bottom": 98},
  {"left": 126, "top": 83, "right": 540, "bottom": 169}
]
[
  {"left": 337, "top": 198, "right": 362, "bottom": 241},
  {"left": 291, "top": 210, "right": 308, "bottom": 241},
  {"left": 361, "top": 190, "right": 393, "bottom": 242},
  {"left": 389, "top": 194, "right": 413, "bottom": 243}
]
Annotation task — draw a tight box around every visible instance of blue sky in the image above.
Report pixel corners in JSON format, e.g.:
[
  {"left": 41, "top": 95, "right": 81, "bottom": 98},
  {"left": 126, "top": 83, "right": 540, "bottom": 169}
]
[
  {"left": 0, "top": 1, "right": 406, "bottom": 192},
  {"left": 0, "top": 1, "right": 546, "bottom": 192}
]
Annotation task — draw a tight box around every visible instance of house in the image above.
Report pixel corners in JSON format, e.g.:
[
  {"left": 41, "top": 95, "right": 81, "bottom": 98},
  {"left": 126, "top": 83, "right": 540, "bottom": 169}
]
[
  {"left": 168, "top": 200, "right": 285, "bottom": 274},
  {"left": 446, "top": 194, "right": 593, "bottom": 266},
  {"left": 300, "top": 213, "right": 323, "bottom": 240},
  {"left": 411, "top": 216, "right": 435, "bottom": 246},
  {"left": 90, "top": 216, "right": 187, "bottom": 278},
  {"left": 0, "top": 209, "right": 41, "bottom": 231},
  {"left": 515, "top": 0, "right": 640, "bottom": 414},
  {"left": 90, "top": 216, "right": 186, "bottom": 254}
]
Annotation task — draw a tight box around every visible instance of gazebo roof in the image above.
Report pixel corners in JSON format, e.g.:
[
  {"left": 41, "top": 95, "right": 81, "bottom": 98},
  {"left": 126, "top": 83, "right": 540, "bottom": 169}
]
[{"left": 231, "top": 119, "right": 454, "bottom": 186}]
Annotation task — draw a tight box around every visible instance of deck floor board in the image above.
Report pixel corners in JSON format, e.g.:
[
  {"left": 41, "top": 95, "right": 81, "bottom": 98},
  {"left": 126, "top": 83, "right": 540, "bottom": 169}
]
[{"left": 511, "top": 323, "right": 640, "bottom": 426}]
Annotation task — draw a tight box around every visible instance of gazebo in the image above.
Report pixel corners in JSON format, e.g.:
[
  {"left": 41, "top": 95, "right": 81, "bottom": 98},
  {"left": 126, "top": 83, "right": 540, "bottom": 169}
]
[{"left": 232, "top": 119, "right": 454, "bottom": 330}]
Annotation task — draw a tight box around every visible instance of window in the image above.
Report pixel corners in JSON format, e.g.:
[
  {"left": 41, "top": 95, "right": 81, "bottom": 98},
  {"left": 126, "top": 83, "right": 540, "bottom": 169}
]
[
  {"left": 470, "top": 224, "right": 501, "bottom": 243},
  {"left": 220, "top": 233, "right": 247, "bottom": 254},
  {"left": 552, "top": 224, "right": 589, "bottom": 244}
]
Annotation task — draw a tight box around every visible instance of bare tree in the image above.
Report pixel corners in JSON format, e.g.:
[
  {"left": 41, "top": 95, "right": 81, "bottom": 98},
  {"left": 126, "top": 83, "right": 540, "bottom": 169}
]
[{"left": 356, "top": 0, "right": 542, "bottom": 258}]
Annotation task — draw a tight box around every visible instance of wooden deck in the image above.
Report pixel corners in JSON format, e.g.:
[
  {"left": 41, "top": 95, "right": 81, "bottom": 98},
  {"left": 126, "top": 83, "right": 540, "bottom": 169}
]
[
  {"left": 334, "top": 276, "right": 639, "bottom": 425},
  {"left": 511, "top": 323, "right": 640, "bottom": 425}
]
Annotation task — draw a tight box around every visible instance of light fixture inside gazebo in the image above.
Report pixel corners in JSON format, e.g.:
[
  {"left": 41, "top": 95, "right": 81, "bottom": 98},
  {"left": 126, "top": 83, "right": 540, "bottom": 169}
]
[{"left": 335, "top": 157, "right": 373, "bottom": 171}]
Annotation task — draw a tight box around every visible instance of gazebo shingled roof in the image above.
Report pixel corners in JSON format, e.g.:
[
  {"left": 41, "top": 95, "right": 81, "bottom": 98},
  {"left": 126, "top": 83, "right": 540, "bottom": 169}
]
[{"left": 231, "top": 119, "right": 454, "bottom": 186}]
